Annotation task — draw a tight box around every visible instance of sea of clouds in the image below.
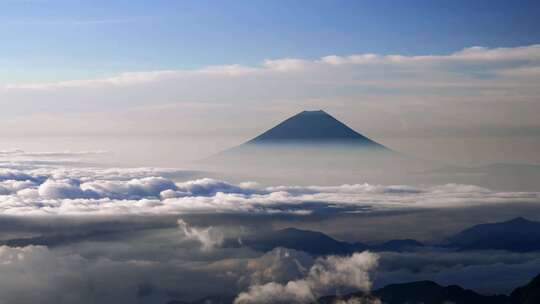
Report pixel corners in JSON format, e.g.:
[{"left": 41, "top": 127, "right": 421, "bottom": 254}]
[
  {"left": 0, "top": 156, "right": 539, "bottom": 216},
  {"left": 0, "top": 152, "right": 540, "bottom": 303}
]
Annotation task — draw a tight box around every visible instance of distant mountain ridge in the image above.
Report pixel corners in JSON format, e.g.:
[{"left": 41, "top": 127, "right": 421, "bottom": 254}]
[
  {"left": 167, "top": 273, "right": 540, "bottom": 304},
  {"left": 164, "top": 218, "right": 540, "bottom": 304},
  {"left": 318, "top": 280, "right": 509, "bottom": 304},
  {"left": 236, "top": 227, "right": 423, "bottom": 254},
  {"left": 229, "top": 217, "right": 540, "bottom": 255},
  {"left": 318, "top": 274, "right": 540, "bottom": 304},
  {"left": 449, "top": 217, "right": 540, "bottom": 252}
]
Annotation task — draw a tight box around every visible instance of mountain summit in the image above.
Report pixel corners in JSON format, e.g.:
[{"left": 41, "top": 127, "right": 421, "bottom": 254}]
[
  {"left": 246, "top": 110, "right": 386, "bottom": 148},
  {"left": 205, "top": 110, "right": 412, "bottom": 185}
]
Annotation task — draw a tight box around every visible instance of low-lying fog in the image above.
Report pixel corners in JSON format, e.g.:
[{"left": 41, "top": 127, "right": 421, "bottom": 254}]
[{"left": 2, "top": 135, "right": 539, "bottom": 191}]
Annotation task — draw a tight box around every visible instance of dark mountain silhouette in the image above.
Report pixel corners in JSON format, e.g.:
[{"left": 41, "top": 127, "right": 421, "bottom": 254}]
[
  {"left": 239, "top": 227, "right": 368, "bottom": 255},
  {"left": 319, "top": 274, "right": 540, "bottom": 304},
  {"left": 372, "top": 281, "right": 508, "bottom": 304},
  {"left": 449, "top": 217, "right": 540, "bottom": 252},
  {"left": 212, "top": 110, "right": 394, "bottom": 159},
  {"left": 166, "top": 272, "right": 540, "bottom": 304},
  {"left": 510, "top": 273, "right": 540, "bottom": 304},
  {"left": 230, "top": 218, "right": 540, "bottom": 255},
  {"left": 318, "top": 280, "right": 509, "bottom": 304},
  {"left": 236, "top": 227, "right": 423, "bottom": 255},
  {"left": 246, "top": 110, "right": 387, "bottom": 148}
]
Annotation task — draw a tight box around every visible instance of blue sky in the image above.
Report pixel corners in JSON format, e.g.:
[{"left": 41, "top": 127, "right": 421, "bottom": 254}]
[{"left": 2, "top": 0, "right": 540, "bottom": 82}]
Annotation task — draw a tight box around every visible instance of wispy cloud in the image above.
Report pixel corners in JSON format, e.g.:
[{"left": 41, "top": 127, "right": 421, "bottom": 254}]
[
  {"left": 1, "top": 44, "right": 540, "bottom": 146},
  {"left": 4, "top": 44, "right": 540, "bottom": 90}
]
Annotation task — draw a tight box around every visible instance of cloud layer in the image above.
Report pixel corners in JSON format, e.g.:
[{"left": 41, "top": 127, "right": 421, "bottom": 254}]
[
  {"left": 0, "top": 162, "right": 538, "bottom": 216},
  {"left": 0, "top": 154, "right": 538, "bottom": 303}
]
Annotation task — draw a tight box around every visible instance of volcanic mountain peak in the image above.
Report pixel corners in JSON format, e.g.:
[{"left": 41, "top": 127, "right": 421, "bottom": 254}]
[{"left": 246, "top": 110, "right": 385, "bottom": 148}]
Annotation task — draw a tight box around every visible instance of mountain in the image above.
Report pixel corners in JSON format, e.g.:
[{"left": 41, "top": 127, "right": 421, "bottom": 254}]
[
  {"left": 245, "top": 110, "right": 387, "bottom": 148},
  {"left": 449, "top": 217, "right": 540, "bottom": 252},
  {"left": 166, "top": 272, "right": 540, "bottom": 304},
  {"left": 318, "top": 280, "right": 509, "bottom": 304},
  {"left": 371, "top": 239, "right": 425, "bottom": 252},
  {"left": 215, "top": 110, "right": 394, "bottom": 157},
  {"left": 237, "top": 227, "right": 423, "bottom": 255},
  {"left": 204, "top": 110, "right": 419, "bottom": 185},
  {"left": 510, "top": 274, "right": 540, "bottom": 304},
  {"left": 320, "top": 273, "right": 540, "bottom": 304},
  {"left": 237, "top": 218, "right": 540, "bottom": 255},
  {"left": 239, "top": 227, "right": 368, "bottom": 255},
  {"left": 372, "top": 281, "right": 508, "bottom": 304}
]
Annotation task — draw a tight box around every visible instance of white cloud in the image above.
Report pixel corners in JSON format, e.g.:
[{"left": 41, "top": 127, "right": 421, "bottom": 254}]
[
  {"left": 0, "top": 168, "right": 40, "bottom": 182},
  {"left": 0, "top": 149, "right": 108, "bottom": 158},
  {"left": 0, "top": 162, "right": 538, "bottom": 216},
  {"left": 177, "top": 219, "right": 224, "bottom": 251},
  {"left": 81, "top": 177, "right": 177, "bottom": 200},
  {"left": 0, "top": 243, "right": 376, "bottom": 304},
  {"left": 2, "top": 70, "right": 181, "bottom": 90},
  {"left": 38, "top": 179, "right": 98, "bottom": 199},
  {"left": 0, "top": 180, "right": 36, "bottom": 195},
  {"left": 1, "top": 44, "right": 540, "bottom": 143},
  {"left": 262, "top": 58, "right": 311, "bottom": 71},
  {"left": 173, "top": 178, "right": 263, "bottom": 197},
  {"left": 197, "top": 64, "right": 259, "bottom": 76},
  {"left": 320, "top": 54, "right": 379, "bottom": 65},
  {"left": 234, "top": 251, "right": 379, "bottom": 304},
  {"left": 4, "top": 44, "right": 540, "bottom": 91}
]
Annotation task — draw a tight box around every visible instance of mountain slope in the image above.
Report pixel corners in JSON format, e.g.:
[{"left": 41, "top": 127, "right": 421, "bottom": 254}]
[
  {"left": 511, "top": 273, "right": 540, "bottom": 304},
  {"left": 322, "top": 273, "right": 540, "bottom": 304},
  {"left": 246, "top": 110, "right": 386, "bottom": 148},
  {"left": 204, "top": 110, "right": 432, "bottom": 185},
  {"left": 318, "top": 280, "right": 509, "bottom": 304},
  {"left": 238, "top": 228, "right": 423, "bottom": 255},
  {"left": 373, "top": 281, "right": 508, "bottom": 304},
  {"left": 449, "top": 217, "right": 540, "bottom": 252},
  {"left": 240, "top": 227, "right": 368, "bottom": 255},
  {"left": 166, "top": 270, "right": 540, "bottom": 304}
]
